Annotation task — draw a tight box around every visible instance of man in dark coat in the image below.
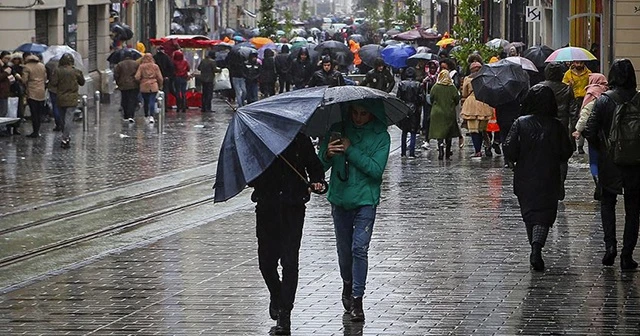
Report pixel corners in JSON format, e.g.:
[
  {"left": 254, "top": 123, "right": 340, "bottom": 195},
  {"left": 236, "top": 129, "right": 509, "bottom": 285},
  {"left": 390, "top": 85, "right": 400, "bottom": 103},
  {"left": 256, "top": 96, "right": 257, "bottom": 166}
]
[
  {"left": 307, "top": 56, "right": 345, "bottom": 88},
  {"left": 360, "top": 57, "right": 394, "bottom": 92},
  {"left": 259, "top": 48, "right": 277, "bottom": 98},
  {"left": 243, "top": 51, "right": 261, "bottom": 104},
  {"left": 153, "top": 46, "right": 175, "bottom": 108},
  {"left": 197, "top": 50, "right": 220, "bottom": 112},
  {"left": 275, "top": 45, "right": 292, "bottom": 93},
  {"left": 503, "top": 84, "right": 574, "bottom": 271},
  {"left": 289, "top": 47, "right": 313, "bottom": 90},
  {"left": 396, "top": 67, "right": 423, "bottom": 158},
  {"left": 541, "top": 62, "right": 576, "bottom": 199},
  {"left": 248, "top": 133, "right": 326, "bottom": 335},
  {"left": 584, "top": 59, "right": 640, "bottom": 269}
]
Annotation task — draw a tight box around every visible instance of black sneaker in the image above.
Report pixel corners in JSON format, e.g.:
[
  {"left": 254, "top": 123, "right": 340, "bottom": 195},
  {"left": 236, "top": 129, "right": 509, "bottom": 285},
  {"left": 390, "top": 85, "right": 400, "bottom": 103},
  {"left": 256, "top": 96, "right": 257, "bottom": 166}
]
[
  {"left": 350, "top": 296, "right": 365, "bottom": 322},
  {"left": 274, "top": 310, "right": 291, "bottom": 335},
  {"left": 492, "top": 143, "right": 502, "bottom": 155}
]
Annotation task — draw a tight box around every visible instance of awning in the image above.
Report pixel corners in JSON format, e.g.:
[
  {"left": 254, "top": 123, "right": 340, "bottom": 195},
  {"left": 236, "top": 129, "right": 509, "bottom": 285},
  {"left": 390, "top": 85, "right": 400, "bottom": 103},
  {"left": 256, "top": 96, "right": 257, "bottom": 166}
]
[{"left": 242, "top": 8, "right": 256, "bottom": 18}]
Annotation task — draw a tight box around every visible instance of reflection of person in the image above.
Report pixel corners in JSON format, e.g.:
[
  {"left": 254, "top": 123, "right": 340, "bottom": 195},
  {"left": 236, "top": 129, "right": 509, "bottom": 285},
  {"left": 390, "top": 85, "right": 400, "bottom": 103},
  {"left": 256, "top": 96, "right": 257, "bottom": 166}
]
[
  {"left": 318, "top": 102, "right": 391, "bottom": 323},
  {"left": 49, "top": 53, "right": 85, "bottom": 148},
  {"left": 584, "top": 59, "right": 639, "bottom": 269},
  {"left": 247, "top": 133, "right": 325, "bottom": 335},
  {"left": 429, "top": 70, "right": 461, "bottom": 160},
  {"left": 503, "top": 84, "right": 573, "bottom": 271}
]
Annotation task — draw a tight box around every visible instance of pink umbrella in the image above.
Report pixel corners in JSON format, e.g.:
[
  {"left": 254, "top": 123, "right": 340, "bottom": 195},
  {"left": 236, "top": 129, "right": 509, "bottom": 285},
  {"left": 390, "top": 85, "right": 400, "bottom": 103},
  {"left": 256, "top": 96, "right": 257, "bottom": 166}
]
[{"left": 544, "top": 46, "right": 596, "bottom": 62}]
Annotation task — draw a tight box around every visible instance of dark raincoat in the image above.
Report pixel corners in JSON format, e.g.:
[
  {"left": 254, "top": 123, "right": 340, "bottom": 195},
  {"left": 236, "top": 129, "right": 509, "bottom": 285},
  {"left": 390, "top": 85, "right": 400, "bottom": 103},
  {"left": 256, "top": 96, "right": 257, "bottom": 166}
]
[
  {"left": 503, "top": 84, "right": 574, "bottom": 226},
  {"left": 396, "top": 78, "right": 423, "bottom": 133},
  {"left": 541, "top": 63, "right": 574, "bottom": 128},
  {"left": 290, "top": 48, "right": 314, "bottom": 88}
]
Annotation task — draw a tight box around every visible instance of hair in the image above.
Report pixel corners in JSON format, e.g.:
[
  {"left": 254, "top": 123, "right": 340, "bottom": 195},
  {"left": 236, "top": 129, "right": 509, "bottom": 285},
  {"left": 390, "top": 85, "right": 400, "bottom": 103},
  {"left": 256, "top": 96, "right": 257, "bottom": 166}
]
[
  {"left": 373, "top": 57, "right": 385, "bottom": 68},
  {"left": 608, "top": 59, "right": 637, "bottom": 90}
]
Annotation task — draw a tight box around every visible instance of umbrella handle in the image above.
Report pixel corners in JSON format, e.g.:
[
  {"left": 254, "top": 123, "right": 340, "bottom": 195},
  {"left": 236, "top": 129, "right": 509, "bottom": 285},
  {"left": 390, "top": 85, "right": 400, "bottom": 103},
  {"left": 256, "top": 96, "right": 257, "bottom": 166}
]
[{"left": 310, "top": 180, "right": 329, "bottom": 195}]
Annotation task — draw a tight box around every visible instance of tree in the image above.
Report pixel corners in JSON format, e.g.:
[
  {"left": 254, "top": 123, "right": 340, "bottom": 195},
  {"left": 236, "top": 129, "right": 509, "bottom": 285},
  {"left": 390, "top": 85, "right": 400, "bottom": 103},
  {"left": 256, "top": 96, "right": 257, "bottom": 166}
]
[
  {"left": 300, "top": 1, "right": 311, "bottom": 21},
  {"left": 381, "top": 0, "right": 394, "bottom": 30},
  {"left": 396, "top": 0, "right": 422, "bottom": 28},
  {"left": 450, "top": 0, "right": 495, "bottom": 71},
  {"left": 355, "top": 0, "right": 380, "bottom": 22},
  {"left": 283, "top": 10, "right": 294, "bottom": 38},
  {"left": 258, "top": 0, "right": 277, "bottom": 37}
]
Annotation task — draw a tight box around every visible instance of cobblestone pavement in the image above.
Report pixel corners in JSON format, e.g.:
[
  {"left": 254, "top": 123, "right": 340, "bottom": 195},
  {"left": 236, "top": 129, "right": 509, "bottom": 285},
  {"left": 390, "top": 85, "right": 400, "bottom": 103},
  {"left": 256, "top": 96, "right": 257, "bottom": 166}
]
[{"left": 1, "top": 97, "right": 640, "bottom": 335}]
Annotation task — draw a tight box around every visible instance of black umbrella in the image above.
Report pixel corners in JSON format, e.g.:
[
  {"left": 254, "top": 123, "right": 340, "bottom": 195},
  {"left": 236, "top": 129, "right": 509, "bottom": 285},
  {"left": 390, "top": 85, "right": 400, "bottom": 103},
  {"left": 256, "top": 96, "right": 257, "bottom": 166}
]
[
  {"left": 315, "top": 40, "right": 350, "bottom": 54},
  {"left": 107, "top": 48, "right": 142, "bottom": 64},
  {"left": 349, "top": 34, "right": 365, "bottom": 44},
  {"left": 110, "top": 24, "right": 134, "bottom": 41},
  {"left": 359, "top": 44, "right": 384, "bottom": 67},
  {"left": 333, "top": 51, "right": 354, "bottom": 67},
  {"left": 288, "top": 47, "right": 319, "bottom": 63},
  {"left": 522, "top": 45, "right": 555, "bottom": 69},
  {"left": 406, "top": 53, "right": 439, "bottom": 67},
  {"left": 471, "top": 60, "right": 530, "bottom": 108},
  {"left": 213, "top": 86, "right": 410, "bottom": 202},
  {"left": 226, "top": 44, "right": 257, "bottom": 64}
]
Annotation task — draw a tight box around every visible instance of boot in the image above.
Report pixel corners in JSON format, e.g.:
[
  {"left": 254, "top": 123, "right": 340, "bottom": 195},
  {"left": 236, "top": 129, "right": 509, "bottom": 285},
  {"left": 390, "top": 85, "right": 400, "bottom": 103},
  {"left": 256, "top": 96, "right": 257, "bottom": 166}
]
[
  {"left": 593, "top": 176, "right": 601, "bottom": 201},
  {"left": 274, "top": 309, "right": 291, "bottom": 335},
  {"left": 530, "top": 243, "right": 544, "bottom": 271},
  {"left": 484, "top": 146, "right": 493, "bottom": 157},
  {"left": 437, "top": 142, "right": 444, "bottom": 160},
  {"left": 350, "top": 296, "right": 365, "bottom": 322},
  {"left": 602, "top": 245, "right": 617, "bottom": 266},
  {"left": 620, "top": 255, "right": 638, "bottom": 270},
  {"left": 492, "top": 142, "right": 502, "bottom": 155},
  {"left": 341, "top": 281, "right": 353, "bottom": 313},
  {"left": 269, "top": 295, "right": 280, "bottom": 320},
  {"left": 445, "top": 141, "right": 453, "bottom": 160}
]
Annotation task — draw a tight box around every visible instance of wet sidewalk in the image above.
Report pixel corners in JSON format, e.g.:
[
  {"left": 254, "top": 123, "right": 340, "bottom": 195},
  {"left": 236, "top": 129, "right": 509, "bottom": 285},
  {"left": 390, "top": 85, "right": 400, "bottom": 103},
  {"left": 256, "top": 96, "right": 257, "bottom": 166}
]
[{"left": 1, "top": 98, "right": 640, "bottom": 335}]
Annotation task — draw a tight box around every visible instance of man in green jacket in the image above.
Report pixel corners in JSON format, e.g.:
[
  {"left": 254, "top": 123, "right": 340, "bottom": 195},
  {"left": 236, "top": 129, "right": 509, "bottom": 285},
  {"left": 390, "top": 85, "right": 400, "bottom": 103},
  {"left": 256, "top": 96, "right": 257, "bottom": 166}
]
[
  {"left": 49, "top": 53, "right": 85, "bottom": 148},
  {"left": 317, "top": 101, "right": 391, "bottom": 323}
]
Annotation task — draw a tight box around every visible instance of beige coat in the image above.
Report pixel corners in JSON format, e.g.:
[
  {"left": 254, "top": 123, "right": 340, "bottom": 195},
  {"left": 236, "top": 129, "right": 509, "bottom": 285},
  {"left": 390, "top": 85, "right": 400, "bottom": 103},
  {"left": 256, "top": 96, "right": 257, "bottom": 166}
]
[
  {"left": 135, "top": 54, "right": 163, "bottom": 93},
  {"left": 460, "top": 76, "right": 493, "bottom": 121},
  {"left": 22, "top": 55, "right": 47, "bottom": 101}
]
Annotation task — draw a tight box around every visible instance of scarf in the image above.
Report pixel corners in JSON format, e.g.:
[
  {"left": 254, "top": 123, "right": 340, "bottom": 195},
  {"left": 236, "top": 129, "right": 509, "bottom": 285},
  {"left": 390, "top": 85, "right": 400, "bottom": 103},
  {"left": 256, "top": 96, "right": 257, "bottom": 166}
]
[
  {"left": 437, "top": 70, "right": 453, "bottom": 86},
  {"left": 582, "top": 73, "right": 608, "bottom": 108}
]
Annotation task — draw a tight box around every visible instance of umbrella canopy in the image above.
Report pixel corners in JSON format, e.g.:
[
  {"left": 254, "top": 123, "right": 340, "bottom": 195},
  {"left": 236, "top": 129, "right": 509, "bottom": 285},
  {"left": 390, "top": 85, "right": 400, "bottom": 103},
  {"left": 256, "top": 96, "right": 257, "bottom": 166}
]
[
  {"left": 486, "top": 38, "right": 510, "bottom": 49},
  {"left": 505, "top": 41, "right": 526, "bottom": 50},
  {"left": 393, "top": 29, "right": 440, "bottom": 41},
  {"left": 505, "top": 56, "right": 539, "bottom": 72},
  {"left": 359, "top": 44, "right": 384, "bottom": 67},
  {"left": 333, "top": 51, "right": 355, "bottom": 67},
  {"left": 232, "top": 35, "right": 246, "bottom": 42},
  {"left": 226, "top": 44, "right": 257, "bottom": 64},
  {"left": 276, "top": 30, "right": 286, "bottom": 36},
  {"left": 290, "top": 36, "right": 307, "bottom": 43},
  {"left": 224, "top": 28, "right": 236, "bottom": 35},
  {"left": 250, "top": 37, "right": 273, "bottom": 49},
  {"left": 15, "top": 43, "right": 47, "bottom": 54},
  {"left": 107, "top": 48, "right": 142, "bottom": 64},
  {"left": 381, "top": 44, "right": 416, "bottom": 68},
  {"left": 381, "top": 39, "right": 401, "bottom": 47},
  {"left": 385, "top": 28, "right": 400, "bottom": 36},
  {"left": 41, "top": 45, "right": 85, "bottom": 72},
  {"left": 471, "top": 59, "right": 530, "bottom": 108},
  {"left": 522, "top": 45, "right": 554, "bottom": 69},
  {"left": 415, "top": 46, "right": 432, "bottom": 54},
  {"left": 213, "top": 86, "right": 410, "bottom": 202},
  {"left": 544, "top": 46, "right": 596, "bottom": 63},
  {"left": 436, "top": 38, "right": 455, "bottom": 47},
  {"left": 406, "top": 53, "right": 439, "bottom": 67},
  {"left": 348, "top": 34, "right": 365, "bottom": 44},
  {"left": 310, "top": 27, "right": 321, "bottom": 34},
  {"left": 315, "top": 40, "right": 350, "bottom": 54},
  {"left": 211, "top": 42, "right": 234, "bottom": 52}
]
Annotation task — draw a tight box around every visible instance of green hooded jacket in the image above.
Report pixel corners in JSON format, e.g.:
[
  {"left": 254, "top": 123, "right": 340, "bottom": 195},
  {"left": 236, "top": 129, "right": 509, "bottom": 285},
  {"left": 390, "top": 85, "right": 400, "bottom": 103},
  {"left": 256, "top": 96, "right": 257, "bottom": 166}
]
[
  {"left": 49, "top": 53, "right": 85, "bottom": 108},
  {"left": 318, "top": 100, "right": 391, "bottom": 210}
]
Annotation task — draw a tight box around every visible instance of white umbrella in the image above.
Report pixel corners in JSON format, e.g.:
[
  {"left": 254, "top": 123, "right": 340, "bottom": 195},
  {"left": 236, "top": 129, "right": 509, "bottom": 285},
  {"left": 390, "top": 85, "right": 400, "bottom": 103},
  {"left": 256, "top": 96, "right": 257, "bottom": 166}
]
[
  {"left": 486, "top": 38, "right": 510, "bottom": 49},
  {"left": 41, "top": 45, "right": 85, "bottom": 72},
  {"left": 505, "top": 56, "right": 539, "bottom": 72}
]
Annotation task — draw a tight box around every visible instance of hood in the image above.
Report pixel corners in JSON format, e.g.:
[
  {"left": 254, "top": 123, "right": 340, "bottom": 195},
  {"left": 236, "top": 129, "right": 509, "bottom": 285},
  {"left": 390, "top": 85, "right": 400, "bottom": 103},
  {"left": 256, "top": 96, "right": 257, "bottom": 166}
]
[
  {"left": 59, "top": 53, "right": 75, "bottom": 67},
  {"left": 207, "top": 50, "right": 216, "bottom": 59},
  {"left": 25, "top": 54, "right": 40, "bottom": 63},
  {"left": 544, "top": 62, "right": 565, "bottom": 82},
  {"left": 140, "top": 53, "right": 154, "bottom": 64},
  {"left": 173, "top": 50, "right": 184, "bottom": 61},
  {"left": 280, "top": 44, "right": 289, "bottom": 53},
  {"left": 264, "top": 48, "right": 275, "bottom": 58},
  {"left": 344, "top": 99, "right": 387, "bottom": 133},
  {"left": 297, "top": 47, "right": 309, "bottom": 60},
  {"left": 522, "top": 84, "right": 558, "bottom": 117},
  {"left": 588, "top": 73, "right": 608, "bottom": 87},
  {"left": 608, "top": 59, "right": 637, "bottom": 90}
]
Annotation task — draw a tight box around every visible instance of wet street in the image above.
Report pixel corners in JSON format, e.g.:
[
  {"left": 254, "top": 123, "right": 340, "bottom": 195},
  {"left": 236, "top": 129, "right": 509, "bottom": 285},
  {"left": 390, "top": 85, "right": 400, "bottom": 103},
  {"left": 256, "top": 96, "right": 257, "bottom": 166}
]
[{"left": 1, "top": 97, "right": 640, "bottom": 335}]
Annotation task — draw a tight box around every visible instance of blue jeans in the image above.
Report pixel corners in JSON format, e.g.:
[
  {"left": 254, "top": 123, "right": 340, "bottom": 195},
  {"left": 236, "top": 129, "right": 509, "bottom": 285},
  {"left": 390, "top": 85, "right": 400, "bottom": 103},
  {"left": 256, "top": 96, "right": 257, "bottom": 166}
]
[
  {"left": 141, "top": 92, "right": 157, "bottom": 117},
  {"left": 332, "top": 204, "right": 376, "bottom": 298},
  {"left": 49, "top": 92, "right": 61, "bottom": 127},
  {"left": 246, "top": 81, "right": 259, "bottom": 104},
  {"left": 589, "top": 145, "right": 599, "bottom": 177},
  {"left": 232, "top": 77, "right": 246, "bottom": 107},
  {"left": 401, "top": 131, "right": 417, "bottom": 156},
  {"left": 174, "top": 77, "right": 188, "bottom": 110}
]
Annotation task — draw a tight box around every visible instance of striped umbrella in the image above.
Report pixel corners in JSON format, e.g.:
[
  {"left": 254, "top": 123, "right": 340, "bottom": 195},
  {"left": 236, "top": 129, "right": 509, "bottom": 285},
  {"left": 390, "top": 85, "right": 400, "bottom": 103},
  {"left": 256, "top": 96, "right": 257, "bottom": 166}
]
[{"left": 544, "top": 46, "right": 596, "bottom": 62}]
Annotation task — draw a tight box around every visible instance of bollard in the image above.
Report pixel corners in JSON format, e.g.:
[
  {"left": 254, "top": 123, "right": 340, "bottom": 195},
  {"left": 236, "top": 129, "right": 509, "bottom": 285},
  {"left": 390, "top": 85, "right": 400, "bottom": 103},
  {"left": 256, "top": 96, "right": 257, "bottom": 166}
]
[
  {"left": 82, "top": 95, "right": 88, "bottom": 131},
  {"left": 94, "top": 91, "right": 101, "bottom": 125},
  {"left": 157, "top": 91, "right": 165, "bottom": 134}
]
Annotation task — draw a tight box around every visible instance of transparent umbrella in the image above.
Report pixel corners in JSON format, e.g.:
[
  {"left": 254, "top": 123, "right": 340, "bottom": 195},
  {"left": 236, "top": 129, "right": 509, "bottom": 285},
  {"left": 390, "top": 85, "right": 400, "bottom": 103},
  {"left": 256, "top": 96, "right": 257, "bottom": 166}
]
[{"left": 41, "top": 45, "right": 85, "bottom": 72}]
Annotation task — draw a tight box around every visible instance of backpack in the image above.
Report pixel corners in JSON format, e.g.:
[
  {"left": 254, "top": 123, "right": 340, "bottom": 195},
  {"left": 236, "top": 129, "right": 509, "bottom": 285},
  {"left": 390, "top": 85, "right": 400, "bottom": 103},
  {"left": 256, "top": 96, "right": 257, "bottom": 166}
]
[{"left": 604, "top": 91, "right": 640, "bottom": 165}]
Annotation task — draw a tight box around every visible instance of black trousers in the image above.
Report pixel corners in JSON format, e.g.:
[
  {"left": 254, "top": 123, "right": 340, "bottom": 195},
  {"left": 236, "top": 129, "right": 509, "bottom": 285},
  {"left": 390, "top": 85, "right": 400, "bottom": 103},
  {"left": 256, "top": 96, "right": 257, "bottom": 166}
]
[
  {"left": 201, "top": 82, "right": 213, "bottom": 111},
  {"left": 27, "top": 98, "right": 45, "bottom": 134},
  {"left": 256, "top": 203, "right": 305, "bottom": 312},
  {"left": 602, "top": 189, "right": 640, "bottom": 256},
  {"left": 278, "top": 75, "right": 290, "bottom": 93},
  {"left": 121, "top": 89, "right": 139, "bottom": 119}
]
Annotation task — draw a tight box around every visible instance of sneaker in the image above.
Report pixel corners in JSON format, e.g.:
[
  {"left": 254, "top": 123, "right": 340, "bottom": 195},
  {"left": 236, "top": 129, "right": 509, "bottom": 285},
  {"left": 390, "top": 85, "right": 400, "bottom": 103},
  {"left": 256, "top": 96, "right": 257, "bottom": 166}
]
[
  {"left": 149, "top": 116, "right": 155, "bottom": 123},
  {"left": 492, "top": 143, "right": 502, "bottom": 155},
  {"left": 421, "top": 142, "right": 430, "bottom": 150},
  {"left": 123, "top": 118, "right": 129, "bottom": 122},
  {"left": 128, "top": 118, "right": 135, "bottom": 123},
  {"left": 60, "top": 138, "right": 70, "bottom": 149}
]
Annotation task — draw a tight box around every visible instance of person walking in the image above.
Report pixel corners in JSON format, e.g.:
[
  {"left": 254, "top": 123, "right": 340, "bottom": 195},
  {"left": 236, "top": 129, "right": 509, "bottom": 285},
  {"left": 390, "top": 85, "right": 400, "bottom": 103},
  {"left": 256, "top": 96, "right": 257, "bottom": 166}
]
[
  {"left": 584, "top": 59, "right": 640, "bottom": 269},
  {"left": 197, "top": 50, "right": 220, "bottom": 112},
  {"left": 0, "top": 58, "right": 12, "bottom": 137},
  {"left": 172, "top": 50, "right": 190, "bottom": 112},
  {"left": 259, "top": 48, "right": 277, "bottom": 98},
  {"left": 114, "top": 52, "right": 140, "bottom": 122},
  {"left": 360, "top": 58, "right": 395, "bottom": 93},
  {"left": 573, "top": 73, "right": 608, "bottom": 200},
  {"left": 244, "top": 51, "right": 261, "bottom": 104},
  {"left": 153, "top": 46, "right": 175, "bottom": 110},
  {"left": 135, "top": 53, "right": 163, "bottom": 123},
  {"left": 307, "top": 56, "right": 345, "bottom": 88},
  {"left": 21, "top": 53, "right": 47, "bottom": 137},
  {"left": 275, "top": 45, "right": 292, "bottom": 93},
  {"left": 318, "top": 101, "right": 391, "bottom": 323},
  {"left": 421, "top": 61, "right": 439, "bottom": 149},
  {"left": 503, "top": 84, "right": 574, "bottom": 271},
  {"left": 396, "top": 67, "right": 423, "bottom": 158},
  {"left": 460, "top": 61, "right": 493, "bottom": 157},
  {"left": 248, "top": 133, "right": 326, "bottom": 335},
  {"left": 429, "top": 70, "right": 461, "bottom": 160},
  {"left": 45, "top": 58, "right": 62, "bottom": 131},
  {"left": 563, "top": 60, "right": 592, "bottom": 154},
  {"left": 48, "top": 53, "right": 85, "bottom": 148},
  {"left": 290, "top": 47, "right": 313, "bottom": 90}
]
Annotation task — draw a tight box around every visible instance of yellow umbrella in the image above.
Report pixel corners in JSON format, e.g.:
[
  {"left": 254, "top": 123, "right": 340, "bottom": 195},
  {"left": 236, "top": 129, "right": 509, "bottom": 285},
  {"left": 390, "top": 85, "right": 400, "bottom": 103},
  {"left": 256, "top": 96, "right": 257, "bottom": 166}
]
[
  {"left": 250, "top": 37, "right": 273, "bottom": 49},
  {"left": 436, "top": 38, "right": 455, "bottom": 47}
]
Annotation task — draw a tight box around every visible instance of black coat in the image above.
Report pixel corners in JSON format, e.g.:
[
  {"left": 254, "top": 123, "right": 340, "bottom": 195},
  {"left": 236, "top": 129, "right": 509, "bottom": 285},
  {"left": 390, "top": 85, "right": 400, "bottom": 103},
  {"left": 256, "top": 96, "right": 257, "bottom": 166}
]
[
  {"left": 259, "top": 56, "right": 277, "bottom": 84},
  {"left": 504, "top": 85, "right": 574, "bottom": 226},
  {"left": 249, "top": 134, "right": 325, "bottom": 205},
  {"left": 360, "top": 68, "right": 395, "bottom": 92},
  {"left": 396, "top": 79, "right": 423, "bottom": 132},
  {"left": 275, "top": 52, "right": 291, "bottom": 79},
  {"left": 244, "top": 59, "right": 261, "bottom": 81},
  {"left": 307, "top": 68, "right": 345, "bottom": 87},
  {"left": 290, "top": 59, "right": 314, "bottom": 88},
  {"left": 153, "top": 52, "right": 175, "bottom": 78},
  {"left": 583, "top": 89, "right": 639, "bottom": 194},
  {"left": 541, "top": 80, "right": 574, "bottom": 126}
]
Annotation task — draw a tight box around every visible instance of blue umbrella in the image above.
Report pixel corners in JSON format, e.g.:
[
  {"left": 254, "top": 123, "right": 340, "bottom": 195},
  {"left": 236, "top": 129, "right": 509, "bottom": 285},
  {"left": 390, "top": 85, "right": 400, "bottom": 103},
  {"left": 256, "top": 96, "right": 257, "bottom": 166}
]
[
  {"left": 213, "top": 86, "right": 410, "bottom": 202},
  {"left": 15, "top": 43, "right": 47, "bottom": 54},
  {"left": 381, "top": 43, "right": 416, "bottom": 68}
]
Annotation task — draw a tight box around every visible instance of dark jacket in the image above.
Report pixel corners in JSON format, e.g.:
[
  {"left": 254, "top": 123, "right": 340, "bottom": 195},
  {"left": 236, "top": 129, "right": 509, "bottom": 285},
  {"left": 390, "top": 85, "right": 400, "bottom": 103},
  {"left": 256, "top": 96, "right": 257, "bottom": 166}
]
[
  {"left": 259, "top": 49, "right": 277, "bottom": 84},
  {"left": 307, "top": 68, "right": 345, "bottom": 87},
  {"left": 361, "top": 68, "right": 395, "bottom": 92},
  {"left": 396, "top": 79, "right": 423, "bottom": 132},
  {"left": 504, "top": 85, "right": 574, "bottom": 225},
  {"left": 542, "top": 63, "right": 574, "bottom": 126},
  {"left": 290, "top": 49, "right": 314, "bottom": 88},
  {"left": 249, "top": 133, "right": 325, "bottom": 205},
  {"left": 275, "top": 50, "right": 291, "bottom": 79},
  {"left": 244, "top": 58, "right": 261, "bottom": 82},
  {"left": 197, "top": 57, "right": 220, "bottom": 83},
  {"left": 114, "top": 59, "right": 139, "bottom": 90},
  {"left": 0, "top": 70, "right": 10, "bottom": 99},
  {"left": 153, "top": 51, "right": 175, "bottom": 78},
  {"left": 49, "top": 54, "right": 85, "bottom": 108}
]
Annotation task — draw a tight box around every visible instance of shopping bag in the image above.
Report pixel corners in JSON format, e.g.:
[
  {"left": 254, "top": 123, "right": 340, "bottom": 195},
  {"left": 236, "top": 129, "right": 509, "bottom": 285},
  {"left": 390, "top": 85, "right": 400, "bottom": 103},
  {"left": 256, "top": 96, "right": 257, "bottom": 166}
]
[
  {"left": 214, "top": 68, "right": 232, "bottom": 91},
  {"left": 7, "top": 97, "right": 19, "bottom": 118}
]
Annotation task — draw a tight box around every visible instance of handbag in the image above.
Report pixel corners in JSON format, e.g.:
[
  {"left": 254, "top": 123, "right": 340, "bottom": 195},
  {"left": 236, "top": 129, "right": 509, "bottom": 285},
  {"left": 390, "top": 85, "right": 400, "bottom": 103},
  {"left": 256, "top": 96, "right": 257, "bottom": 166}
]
[
  {"left": 7, "top": 97, "right": 19, "bottom": 118},
  {"left": 214, "top": 68, "right": 232, "bottom": 91}
]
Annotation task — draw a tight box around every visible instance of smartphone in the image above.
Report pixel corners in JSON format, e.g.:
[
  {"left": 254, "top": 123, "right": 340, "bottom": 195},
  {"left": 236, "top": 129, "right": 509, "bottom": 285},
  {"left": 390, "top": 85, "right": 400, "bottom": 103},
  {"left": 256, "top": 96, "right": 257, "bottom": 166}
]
[{"left": 330, "top": 131, "right": 342, "bottom": 144}]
